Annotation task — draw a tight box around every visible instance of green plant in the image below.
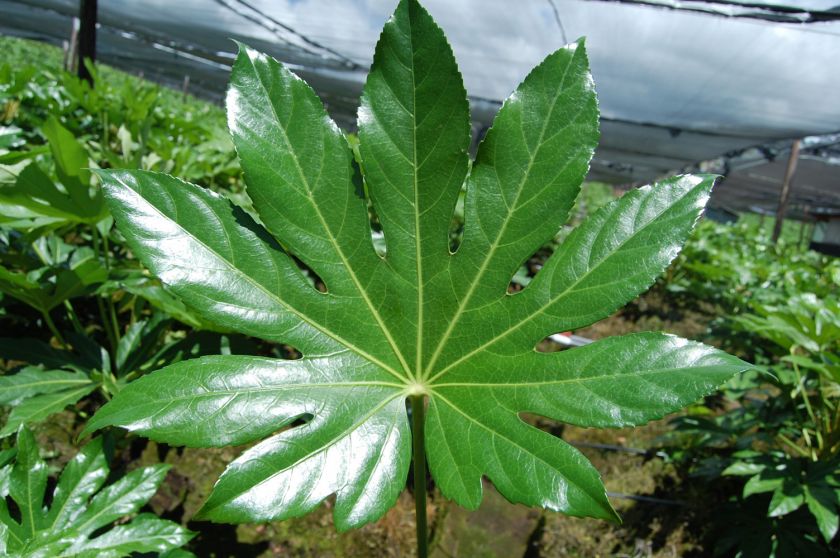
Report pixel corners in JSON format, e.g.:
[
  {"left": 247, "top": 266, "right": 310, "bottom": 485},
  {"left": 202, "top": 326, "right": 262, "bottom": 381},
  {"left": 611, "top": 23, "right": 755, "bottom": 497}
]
[
  {"left": 84, "top": 0, "right": 750, "bottom": 554},
  {"left": 0, "top": 116, "right": 107, "bottom": 230},
  {"left": 0, "top": 115, "right": 225, "bottom": 432},
  {"left": 0, "top": 312, "right": 249, "bottom": 436},
  {"left": 0, "top": 36, "right": 240, "bottom": 192},
  {"left": 663, "top": 220, "right": 839, "bottom": 314},
  {"left": 667, "top": 294, "right": 840, "bottom": 555},
  {"left": 0, "top": 66, "right": 248, "bottom": 434},
  {"left": 0, "top": 426, "right": 193, "bottom": 556}
]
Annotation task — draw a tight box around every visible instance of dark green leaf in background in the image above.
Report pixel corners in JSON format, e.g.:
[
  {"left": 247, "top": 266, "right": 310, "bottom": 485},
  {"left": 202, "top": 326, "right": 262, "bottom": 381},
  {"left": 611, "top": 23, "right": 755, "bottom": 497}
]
[
  {"left": 0, "top": 245, "right": 106, "bottom": 313},
  {"left": 0, "top": 428, "right": 193, "bottom": 556}
]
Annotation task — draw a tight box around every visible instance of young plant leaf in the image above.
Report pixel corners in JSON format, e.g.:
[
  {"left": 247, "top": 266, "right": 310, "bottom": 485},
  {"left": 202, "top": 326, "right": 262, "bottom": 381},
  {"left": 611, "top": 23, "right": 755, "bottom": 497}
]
[
  {"left": 0, "top": 118, "right": 107, "bottom": 228},
  {"left": 41, "top": 116, "right": 106, "bottom": 221},
  {"left": 46, "top": 437, "right": 109, "bottom": 531},
  {"left": 0, "top": 428, "right": 193, "bottom": 556},
  {"left": 0, "top": 366, "right": 92, "bottom": 405},
  {"left": 0, "top": 384, "right": 97, "bottom": 437},
  {"left": 805, "top": 483, "right": 840, "bottom": 542},
  {"left": 0, "top": 247, "right": 107, "bottom": 313},
  {"left": 0, "top": 163, "right": 97, "bottom": 226},
  {"left": 87, "top": 0, "right": 751, "bottom": 531},
  {"left": 8, "top": 427, "right": 47, "bottom": 537}
]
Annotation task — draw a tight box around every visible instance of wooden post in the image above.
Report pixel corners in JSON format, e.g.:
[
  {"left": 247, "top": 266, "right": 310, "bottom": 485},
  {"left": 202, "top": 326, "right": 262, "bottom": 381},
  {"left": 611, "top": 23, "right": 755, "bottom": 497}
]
[
  {"left": 62, "top": 40, "right": 69, "bottom": 70},
  {"left": 78, "top": 0, "right": 98, "bottom": 84},
  {"left": 772, "top": 139, "right": 801, "bottom": 244},
  {"left": 65, "top": 18, "right": 80, "bottom": 73},
  {"left": 798, "top": 206, "right": 810, "bottom": 250}
]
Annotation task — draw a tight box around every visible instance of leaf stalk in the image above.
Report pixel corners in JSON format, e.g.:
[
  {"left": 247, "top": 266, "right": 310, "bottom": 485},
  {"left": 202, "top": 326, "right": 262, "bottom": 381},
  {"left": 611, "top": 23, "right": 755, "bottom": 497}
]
[
  {"left": 91, "top": 225, "right": 120, "bottom": 360},
  {"left": 411, "top": 394, "right": 429, "bottom": 558},
  {"left": 41, "top": 308, "right": 68, "bottom": 348}
]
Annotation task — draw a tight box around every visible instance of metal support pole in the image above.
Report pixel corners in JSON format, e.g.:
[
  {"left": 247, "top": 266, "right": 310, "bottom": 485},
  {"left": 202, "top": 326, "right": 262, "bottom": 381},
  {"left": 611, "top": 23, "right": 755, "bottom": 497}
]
[
  {"left": 772, "top": 139, "right": 801, "bottom": 244},
  {"left": 78, "top": 0, "right": 98, "bottom": 84}
]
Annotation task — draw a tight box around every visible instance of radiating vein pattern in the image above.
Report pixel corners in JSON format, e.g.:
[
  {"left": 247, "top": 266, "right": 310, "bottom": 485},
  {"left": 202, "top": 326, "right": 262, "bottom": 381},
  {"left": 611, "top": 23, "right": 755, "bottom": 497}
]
[
  {"left": 101, "top": 169, "right": 407, "bottom": 381},
  {"left": 428, "top": 175, "right": 717, "bottom": 381},
  {"left": 424, "top": 40, "right": 598, "bottom": 378},
  {"left": 91, "top": 0, "right": 751, "bottom": 533}
]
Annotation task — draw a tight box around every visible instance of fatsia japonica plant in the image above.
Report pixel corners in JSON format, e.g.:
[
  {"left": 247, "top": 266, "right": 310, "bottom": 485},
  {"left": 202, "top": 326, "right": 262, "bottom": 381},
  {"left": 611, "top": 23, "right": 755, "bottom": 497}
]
[
  {"left": 85, "top": 0, "right": 751, "bottom": 553},
  {"left": 0, "top": 427, "right": 193, "bottom": 556}
]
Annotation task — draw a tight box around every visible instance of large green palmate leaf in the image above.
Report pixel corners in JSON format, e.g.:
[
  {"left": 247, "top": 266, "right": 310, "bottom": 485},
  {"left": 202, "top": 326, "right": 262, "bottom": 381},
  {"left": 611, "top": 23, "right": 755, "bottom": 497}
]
[{"left": 87, "top": 0, "right": 751, "bottom": 530}]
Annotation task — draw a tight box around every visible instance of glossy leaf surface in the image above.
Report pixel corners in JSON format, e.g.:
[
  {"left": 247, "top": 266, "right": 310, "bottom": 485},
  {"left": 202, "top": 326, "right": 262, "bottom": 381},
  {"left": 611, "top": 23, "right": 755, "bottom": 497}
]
[
  {"left": 0, "top": 428, "right": 193, "bottom": 556},
  {"left": 89, "top": 0, "right": 750, "bottom": 530}
]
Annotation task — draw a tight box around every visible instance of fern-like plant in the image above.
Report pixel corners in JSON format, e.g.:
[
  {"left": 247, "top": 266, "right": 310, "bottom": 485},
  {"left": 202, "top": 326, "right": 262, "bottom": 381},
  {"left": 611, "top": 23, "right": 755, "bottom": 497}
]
[{"left": 86, "top": 0, "right": 750, "bottom": 554}]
